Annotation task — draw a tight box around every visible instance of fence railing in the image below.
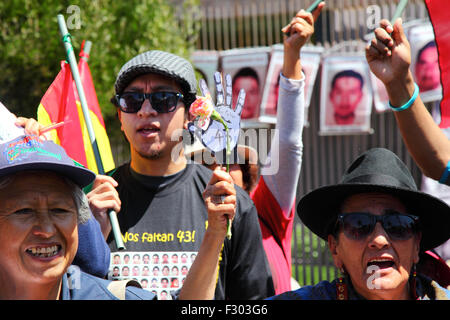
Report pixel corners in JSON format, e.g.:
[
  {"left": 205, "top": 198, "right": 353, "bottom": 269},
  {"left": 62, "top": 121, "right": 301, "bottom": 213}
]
[{"left": 196, "top": 0, "right": 429, "bottom": 50}]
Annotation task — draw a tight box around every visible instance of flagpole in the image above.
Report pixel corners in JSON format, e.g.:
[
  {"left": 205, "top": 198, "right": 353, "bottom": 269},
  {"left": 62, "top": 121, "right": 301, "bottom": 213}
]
[
  {"left": 57, "top": 15, "right": 126, "bottom": 250},
  {"left": 81, "top": 40, "right": 92, "bottom": 61}
]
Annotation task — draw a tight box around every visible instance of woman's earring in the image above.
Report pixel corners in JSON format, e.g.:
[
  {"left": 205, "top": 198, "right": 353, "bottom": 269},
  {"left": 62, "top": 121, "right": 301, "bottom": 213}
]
[{"left": 336, "top": 267, "right": 348, "bottom": 300}]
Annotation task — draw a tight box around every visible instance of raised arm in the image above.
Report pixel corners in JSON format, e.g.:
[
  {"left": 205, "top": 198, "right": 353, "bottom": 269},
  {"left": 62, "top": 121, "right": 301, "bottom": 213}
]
[
  {"left": 179, "top": 167, "right": 236, "bottom": 300},
  {"left": 366, "top": 18, "right": 450, "bottom": 182},
  {"left": 262, "top": 3, "right": 324, "bottom": 216}
]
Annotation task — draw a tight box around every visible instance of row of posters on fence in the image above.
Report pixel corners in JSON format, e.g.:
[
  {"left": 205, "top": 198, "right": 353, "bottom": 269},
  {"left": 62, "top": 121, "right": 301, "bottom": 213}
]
[{"left": 192, "top": 20, "right": 442, "bottom": 135}]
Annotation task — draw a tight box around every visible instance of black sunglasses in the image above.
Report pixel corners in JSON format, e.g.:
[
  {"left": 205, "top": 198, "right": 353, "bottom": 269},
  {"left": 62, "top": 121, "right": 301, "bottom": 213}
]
[
  {"left": 334, "top": 212, "right": 420, "bottom": 241},
  {"left": 116, "top": 92, "right": 184, "bottom": 114}
]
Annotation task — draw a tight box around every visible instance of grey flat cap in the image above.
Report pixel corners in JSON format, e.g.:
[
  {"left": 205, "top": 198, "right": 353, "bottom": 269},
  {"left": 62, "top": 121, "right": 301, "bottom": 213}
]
[{"left": 114, "top": 50, "right": 197, "bottom": 106}]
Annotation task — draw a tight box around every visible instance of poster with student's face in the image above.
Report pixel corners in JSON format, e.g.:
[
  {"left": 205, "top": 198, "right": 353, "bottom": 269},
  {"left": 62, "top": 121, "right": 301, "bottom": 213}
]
[
  {"left": 370, "top": 72, "right": 390, "bottom": 113},
  {"left": 191, "top": 50, "right": 219, "bottom": 97},
  {"left": 220, "top": 48, "right": 270, "bottom": 124},
  {"left": 320, "top": 55, "right": 372, "bottom": 135},
  {"left": 301, "top": 46, "right": 323, "bottom": 126},
  {"left": 258, "top": 44, "right": 283, "bottom": 123},
  {"left": 408, "top": 22, "right": 442, "bottom": 103},
  {"left": 259, "top": 45, "right": 322, "bottom": 126}
]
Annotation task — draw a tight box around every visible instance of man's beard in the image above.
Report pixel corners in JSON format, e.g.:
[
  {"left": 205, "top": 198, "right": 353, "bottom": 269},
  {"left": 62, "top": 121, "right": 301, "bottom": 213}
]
[
  {"left": 138, "top": 151, "right": 162, "bottom": 160},
  {"left": 135, "top": 147, "right": 163, "bottom": 160}
]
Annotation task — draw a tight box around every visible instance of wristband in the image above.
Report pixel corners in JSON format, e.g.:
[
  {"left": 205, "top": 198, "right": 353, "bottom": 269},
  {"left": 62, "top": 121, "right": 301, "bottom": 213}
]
[
  {"left": 439, "top": 160, "right": 450, "bottom": 185},
  {"left": 388, "top": 83, "right": 419, "bottom": 112}
]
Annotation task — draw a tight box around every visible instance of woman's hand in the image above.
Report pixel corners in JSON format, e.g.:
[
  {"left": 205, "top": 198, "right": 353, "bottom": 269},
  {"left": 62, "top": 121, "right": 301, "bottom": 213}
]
[{"left": 365, "top": 18, "right": 412, "bottom": 87}]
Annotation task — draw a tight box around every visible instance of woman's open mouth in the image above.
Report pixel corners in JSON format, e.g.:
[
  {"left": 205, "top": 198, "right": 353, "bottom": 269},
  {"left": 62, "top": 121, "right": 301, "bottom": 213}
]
[
  {"left": 367, "top": 258, "right": 395, "bottom": 270},
  {"left": 26, "top": 245, "right": 62, "bottom": 259}
]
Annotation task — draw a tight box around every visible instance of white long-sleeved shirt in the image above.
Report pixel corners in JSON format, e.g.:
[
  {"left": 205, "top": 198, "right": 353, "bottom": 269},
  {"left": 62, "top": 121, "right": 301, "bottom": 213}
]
[{"left": 262, "top": 72, "right": 305, "bottom": 217}]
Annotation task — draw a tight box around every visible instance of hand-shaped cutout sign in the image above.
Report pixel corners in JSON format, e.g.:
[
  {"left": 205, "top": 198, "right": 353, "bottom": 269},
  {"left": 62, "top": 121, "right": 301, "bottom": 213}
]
[
  {"left": 189, "top": 72, "right": 246, "bottom": 154},
  {"left": 189, "top": 72, "right": 245, "bottom": 240}
]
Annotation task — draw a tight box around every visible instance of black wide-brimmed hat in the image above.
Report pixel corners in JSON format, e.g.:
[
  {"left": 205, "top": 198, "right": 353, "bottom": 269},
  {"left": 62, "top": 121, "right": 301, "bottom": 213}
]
[{"left": 297, "top": 148, "right": 450, "bottom": 252}]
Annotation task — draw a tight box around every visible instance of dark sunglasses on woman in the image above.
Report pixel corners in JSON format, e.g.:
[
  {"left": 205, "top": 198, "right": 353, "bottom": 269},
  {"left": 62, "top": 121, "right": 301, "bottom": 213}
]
[
  {"left": 116, "top": 91, "right": 184, "bottom": 114},
  {"left": 333, "top": 212, "right": 420, "bottom": 241}
]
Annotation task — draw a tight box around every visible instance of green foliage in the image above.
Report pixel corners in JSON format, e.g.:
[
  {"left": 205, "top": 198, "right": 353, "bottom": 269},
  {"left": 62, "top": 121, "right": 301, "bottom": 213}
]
[{"left": 0, "top": 0, "right": 201, "bottom": 146}]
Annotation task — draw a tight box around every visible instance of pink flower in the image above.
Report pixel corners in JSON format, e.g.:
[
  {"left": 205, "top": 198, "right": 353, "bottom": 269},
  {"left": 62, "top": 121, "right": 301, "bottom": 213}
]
[{"left": 189, "top": 95, "right": 214, "bottom": 130}]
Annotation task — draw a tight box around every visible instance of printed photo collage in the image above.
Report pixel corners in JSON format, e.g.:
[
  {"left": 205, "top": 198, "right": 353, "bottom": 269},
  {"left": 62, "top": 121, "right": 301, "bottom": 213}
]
[
  {"left": 191, "top": 19, "right": 442, "bottom": 136},
  {"left": 108, "top": 251, "right": 198, "bottom": 300}
]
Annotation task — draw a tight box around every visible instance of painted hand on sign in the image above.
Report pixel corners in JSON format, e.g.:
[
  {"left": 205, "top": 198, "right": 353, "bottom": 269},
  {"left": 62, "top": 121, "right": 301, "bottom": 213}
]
[
  {"left": 188, "top": 72, "right": 245, "bottom": 240},
  {"left": 188, "top": 72, "right": 246, "bottom": 154}
]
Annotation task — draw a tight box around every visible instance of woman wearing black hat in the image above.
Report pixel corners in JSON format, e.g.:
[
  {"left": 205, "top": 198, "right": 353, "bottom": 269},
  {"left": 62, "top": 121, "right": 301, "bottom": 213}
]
[{"left": 268, "top": 148, "right": 450, "bottom": 300}]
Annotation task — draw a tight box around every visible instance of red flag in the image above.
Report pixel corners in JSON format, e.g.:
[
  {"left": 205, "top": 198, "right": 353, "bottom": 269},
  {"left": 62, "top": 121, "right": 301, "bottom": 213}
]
[
  {"left": 425, "top": 0, "right": 450, "bottom": 128},
  {"left": 37, "top": 61, "right": 89, "bottom": 166},
  {"left": 38, "top": 44, "right": 115, "bottom": 173}
]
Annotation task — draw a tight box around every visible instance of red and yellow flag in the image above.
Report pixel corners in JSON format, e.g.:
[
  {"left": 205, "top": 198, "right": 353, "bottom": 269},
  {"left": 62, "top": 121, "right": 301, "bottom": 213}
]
[
  {"left": 37, "top": 46, "right": 115, "bottom": 174},
  {"left": 425, "top": 0, "right": 450, "bottom": 128}
]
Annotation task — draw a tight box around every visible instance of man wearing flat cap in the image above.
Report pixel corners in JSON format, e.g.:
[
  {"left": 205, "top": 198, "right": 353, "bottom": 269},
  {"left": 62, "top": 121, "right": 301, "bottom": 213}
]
[
  {"left": 88, "top": 50, "right": 274, "bottom": 299},
  {"left": 268, "top": 147, "right": 450, "bottom": 300}
]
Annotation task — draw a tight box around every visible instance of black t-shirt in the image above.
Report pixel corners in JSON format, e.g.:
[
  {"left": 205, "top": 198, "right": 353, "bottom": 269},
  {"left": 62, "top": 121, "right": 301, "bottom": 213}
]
[{"left": 107, "top": 162, "right": 274, "bottom": 300}]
